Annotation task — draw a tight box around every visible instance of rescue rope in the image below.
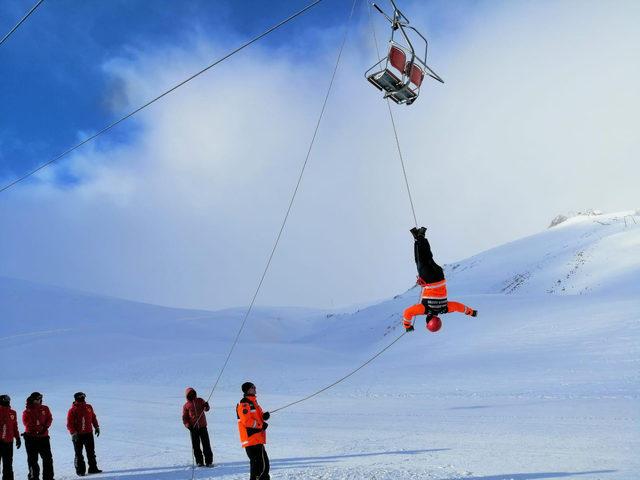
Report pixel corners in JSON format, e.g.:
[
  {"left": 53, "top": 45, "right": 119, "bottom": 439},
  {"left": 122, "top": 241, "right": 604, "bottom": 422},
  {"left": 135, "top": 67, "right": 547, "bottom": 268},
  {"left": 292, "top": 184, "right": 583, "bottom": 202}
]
[
  {"left": 365, "top": 0, "right": 418, "bottom": 227},
  {"left": 270, "top": 329, "right": 407, "bottom": 414},
  {"left": 0, "top": 0, "right": 45, "bottom": 48},
  {"left": 0, "top": 0, "right": 324, "bottom": 195},
  {"left": 187, "top": 0, "right": 358, "bottom": 477}
]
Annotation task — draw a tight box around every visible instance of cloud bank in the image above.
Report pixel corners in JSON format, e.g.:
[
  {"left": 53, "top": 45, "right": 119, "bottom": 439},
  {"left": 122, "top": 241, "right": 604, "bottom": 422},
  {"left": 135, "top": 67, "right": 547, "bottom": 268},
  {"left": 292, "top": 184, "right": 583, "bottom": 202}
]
[{"left": 1, "top": 0, "right": 639, "bottom": 310}]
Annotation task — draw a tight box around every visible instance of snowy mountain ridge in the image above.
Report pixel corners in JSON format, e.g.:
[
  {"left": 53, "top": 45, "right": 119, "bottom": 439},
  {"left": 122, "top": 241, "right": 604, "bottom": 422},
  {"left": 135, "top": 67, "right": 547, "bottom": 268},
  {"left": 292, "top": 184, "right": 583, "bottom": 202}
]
[
  {"left": 1, "top": 210, "right": 638, "bottom": 479},
  {"left": 447, "top": 210, "right": 640, "bottom": 296}
]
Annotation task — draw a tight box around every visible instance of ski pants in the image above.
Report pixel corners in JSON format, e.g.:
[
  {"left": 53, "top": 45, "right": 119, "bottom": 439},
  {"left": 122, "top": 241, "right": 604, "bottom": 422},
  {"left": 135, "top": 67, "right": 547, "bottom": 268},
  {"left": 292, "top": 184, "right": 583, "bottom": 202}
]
[
  {"left": 0, "top": 441, "right": 13, "bottom": 480},
  {"left": 24, "top": 436, "right": 54, "bottom": 480},
  {"left": 414, "top": 237, "right": 444, "bottom": 283},
  {"left": 403, "top": 301, "right": 475, "bottom": 326},
  {"left": 189, "top": 427, "right": 213, "bottom": 466},
  {"left": 245, "top": 444, "right": 270, "bottom": 480},
  {"left": 72, "top": 433, "right": 97, "bottom": 475}
]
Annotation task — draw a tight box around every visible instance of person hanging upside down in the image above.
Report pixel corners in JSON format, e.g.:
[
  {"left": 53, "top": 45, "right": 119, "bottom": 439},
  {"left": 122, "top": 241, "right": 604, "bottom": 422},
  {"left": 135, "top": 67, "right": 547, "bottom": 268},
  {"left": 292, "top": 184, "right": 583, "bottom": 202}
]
[{"left": 403, "top": 227, "right": 477, "bottom": 332}]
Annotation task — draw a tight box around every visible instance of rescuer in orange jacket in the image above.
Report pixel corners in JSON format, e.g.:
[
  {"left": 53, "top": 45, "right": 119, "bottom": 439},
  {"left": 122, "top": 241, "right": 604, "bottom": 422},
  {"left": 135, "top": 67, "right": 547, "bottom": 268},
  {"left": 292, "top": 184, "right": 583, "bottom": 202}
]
[
  {"left": 236, "top": 382, "right": 270, "bottom": 480},
  {"left": 404, "top": 227, "right": 477, "bottom": 332}
]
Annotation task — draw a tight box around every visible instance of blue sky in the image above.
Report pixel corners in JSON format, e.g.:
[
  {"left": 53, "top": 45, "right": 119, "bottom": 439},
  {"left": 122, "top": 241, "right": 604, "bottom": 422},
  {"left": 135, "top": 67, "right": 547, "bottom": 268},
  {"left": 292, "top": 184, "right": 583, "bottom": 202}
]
[
  {"left": 0, "top": 0, "right": 335, "bottom": 180},
  {"left": 0, "top": 0, "right": 478, "bottom": 184},
  {"left": 1, "top": 0, "right": 638, "bottom": 310}
]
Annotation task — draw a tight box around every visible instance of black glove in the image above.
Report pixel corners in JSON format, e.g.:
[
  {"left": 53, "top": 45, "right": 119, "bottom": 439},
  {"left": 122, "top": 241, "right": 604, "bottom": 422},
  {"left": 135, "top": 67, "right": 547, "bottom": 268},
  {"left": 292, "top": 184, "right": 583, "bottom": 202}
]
[
  {"left": 263, "top": 412, "right": 270, "bottom": 420},
  {"left": 95, "top": 427, "right": 100, "bottom": 437},
  {"left": 71, "top": 433, "right": 79, "bottom": 442},
  {"left": 15, "top": 436, "right": 21, "bottom": 449},
  {"left": 405, "top": 325, "right": 414, "bottom": 332},
  {"left": 262, "top": 422, "right": 268, "bottom": 431}
]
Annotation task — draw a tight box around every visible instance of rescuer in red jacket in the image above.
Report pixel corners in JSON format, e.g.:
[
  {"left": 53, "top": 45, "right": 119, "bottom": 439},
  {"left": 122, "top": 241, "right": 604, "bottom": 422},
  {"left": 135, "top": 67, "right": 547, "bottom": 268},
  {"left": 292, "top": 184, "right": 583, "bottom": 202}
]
[
  {"left": 236, "top": 382, "right": 270, "bottom": 480},
  {"left": 0, "top": 394, "right": 21, "bottom": 480},
  {"left": 22, "top": 392, "right": 54, "bottom": 480},
  {"left": 182, "top": 388, "right": 213, "bottom": 467},
  {"left": 66, "top": 392, "right": 102, "bottom": 476}
]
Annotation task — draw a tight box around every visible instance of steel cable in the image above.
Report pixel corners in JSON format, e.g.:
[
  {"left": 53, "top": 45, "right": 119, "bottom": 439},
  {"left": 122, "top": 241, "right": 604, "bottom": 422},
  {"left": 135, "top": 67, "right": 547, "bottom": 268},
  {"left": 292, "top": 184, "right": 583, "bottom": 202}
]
[
  {"left": 0, "top": 0, "right": 324, "bottom": 194},
  {"left": 0, "top": 0, "right": 45, "bottom": 48}
]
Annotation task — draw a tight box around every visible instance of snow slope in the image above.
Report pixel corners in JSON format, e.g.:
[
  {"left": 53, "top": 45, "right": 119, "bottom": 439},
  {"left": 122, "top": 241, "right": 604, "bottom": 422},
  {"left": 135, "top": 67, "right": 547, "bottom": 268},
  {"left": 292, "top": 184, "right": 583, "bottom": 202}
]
[{"left": 1, "top": 211, "right": 638, "bottom": 480}]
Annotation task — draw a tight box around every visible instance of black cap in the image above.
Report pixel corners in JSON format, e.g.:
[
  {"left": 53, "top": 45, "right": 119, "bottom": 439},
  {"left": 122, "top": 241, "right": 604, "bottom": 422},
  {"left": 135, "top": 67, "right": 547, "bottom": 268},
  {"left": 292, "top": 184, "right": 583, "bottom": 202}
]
[
  {"left": 26, "top": 392, "right": 43, "bottom": 405},
  {"left": 74, "top": 392, "right": 86, "bottom": 401},
  {"left": 0, "top": 394, "right": 10, "bottom": 407},
  {"left": 241, "top": 382, "right": 255, "bottom": 394}
]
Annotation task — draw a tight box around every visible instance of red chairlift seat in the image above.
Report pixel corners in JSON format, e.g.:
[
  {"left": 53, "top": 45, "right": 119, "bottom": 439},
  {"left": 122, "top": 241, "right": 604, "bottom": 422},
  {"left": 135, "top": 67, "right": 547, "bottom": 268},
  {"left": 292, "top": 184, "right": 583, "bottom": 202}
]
[
  {"left": 366, "top": 44, "right": 418, "bottom": 105},
  {"left": 365, "top": 0, "right": 443, "bottom": 106}
]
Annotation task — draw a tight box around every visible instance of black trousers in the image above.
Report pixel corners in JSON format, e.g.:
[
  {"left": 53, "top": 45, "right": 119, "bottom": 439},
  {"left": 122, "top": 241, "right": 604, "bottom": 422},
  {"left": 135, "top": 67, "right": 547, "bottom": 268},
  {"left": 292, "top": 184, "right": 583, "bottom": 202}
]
[
  {"left": 0, "top": 442, "right": 13, "bottom": 480},
  {"left": 414, "top": 237, "right": 444, "bottom": 283},
  {"left": 72, "top": 433, "right": 98, "bottom": 475},
  {"left": 189, "top": 427, "right": 213, "bottom": 466},
  {"left": 245, "top": 444, "right": 270, "bottom": 480},
  {"left": 24, "top": 436, "right": 54, "bottom": 480}
]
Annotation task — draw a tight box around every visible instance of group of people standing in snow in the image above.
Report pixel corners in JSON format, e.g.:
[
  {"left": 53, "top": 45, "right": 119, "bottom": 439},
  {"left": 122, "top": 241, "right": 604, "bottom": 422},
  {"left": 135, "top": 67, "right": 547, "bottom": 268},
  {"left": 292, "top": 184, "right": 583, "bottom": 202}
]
[
  {"left": 0, "top": 392, "right": 101, "bottom": 480},
  {"left": 1, "top": 229, "right": 474, "bottom": 480}
]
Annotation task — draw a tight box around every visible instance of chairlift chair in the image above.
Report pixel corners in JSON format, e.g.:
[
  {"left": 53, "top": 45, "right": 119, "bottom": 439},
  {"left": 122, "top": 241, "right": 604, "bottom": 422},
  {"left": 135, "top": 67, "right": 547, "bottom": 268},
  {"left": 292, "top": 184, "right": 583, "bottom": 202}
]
[{"left": 366, "top": 0, "right": 443, "bottom": 105}]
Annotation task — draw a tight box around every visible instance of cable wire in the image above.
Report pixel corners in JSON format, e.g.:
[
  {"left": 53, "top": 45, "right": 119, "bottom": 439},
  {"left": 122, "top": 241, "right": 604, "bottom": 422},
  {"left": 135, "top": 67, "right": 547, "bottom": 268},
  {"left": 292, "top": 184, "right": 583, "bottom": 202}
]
[
  {"left": 270, "top": 329, "right": 406, "bottom": 414},
  {"left": 0, "top": 0, "right": 324, "bottom": 195},
  {"left": 365, "top": 0, "right": 418, "bottom": 227},
  {"left": 187, "top": 0, "right": 358, "bottom": 477},
  {"left": 0, "top": 0, "right": 45, "bottom": 48}
]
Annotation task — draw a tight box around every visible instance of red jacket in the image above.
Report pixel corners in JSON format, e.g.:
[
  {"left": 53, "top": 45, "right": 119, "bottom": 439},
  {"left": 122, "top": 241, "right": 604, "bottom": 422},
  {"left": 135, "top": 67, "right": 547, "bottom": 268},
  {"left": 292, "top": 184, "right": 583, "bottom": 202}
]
[
  {"left": 182, "top": 388, "right": 210, "bottom": 429},
  {"left": 236, "top": 395, "right": 266, "bottom": 447},
  {"left": 67, "top": 402, "right": 99, "bottom": 435},
  {"left": 0, "top": 406, "right": 20, "bottom": 443},
  {"left": 23, "top": 404, "right": 53, "bottom": 437}
]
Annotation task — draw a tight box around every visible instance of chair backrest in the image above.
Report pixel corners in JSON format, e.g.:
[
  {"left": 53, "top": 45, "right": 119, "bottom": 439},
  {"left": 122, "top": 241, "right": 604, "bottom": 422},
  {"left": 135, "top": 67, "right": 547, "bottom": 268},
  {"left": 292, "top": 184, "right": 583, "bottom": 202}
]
[
  {"left": 408, "top": 62, "right": 424, "bottom": 88},
  {"left": 388, "top": 45, "right": 406, "bottom": 73}
]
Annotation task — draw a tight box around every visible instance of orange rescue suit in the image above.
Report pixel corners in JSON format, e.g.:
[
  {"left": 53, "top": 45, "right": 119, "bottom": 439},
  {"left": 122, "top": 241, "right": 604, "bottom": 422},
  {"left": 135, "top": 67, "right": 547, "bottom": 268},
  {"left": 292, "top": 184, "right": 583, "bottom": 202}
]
[
  {"left": 403, "top": 279, "right": 475, "bottom": 329},
  {"left": 236, "top": 395, "right": 266, "bottom": 447}
]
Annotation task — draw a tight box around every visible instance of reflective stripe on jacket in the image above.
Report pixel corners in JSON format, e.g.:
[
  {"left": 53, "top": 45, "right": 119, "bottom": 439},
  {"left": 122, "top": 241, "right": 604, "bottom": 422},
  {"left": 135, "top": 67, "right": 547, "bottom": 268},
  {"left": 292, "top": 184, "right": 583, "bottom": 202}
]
[
  {"left": 421, "top": 279, "right": 448, "bottom": 299},
  {"left": 236, "top": 395, "right": 266, "bottom": 447}
]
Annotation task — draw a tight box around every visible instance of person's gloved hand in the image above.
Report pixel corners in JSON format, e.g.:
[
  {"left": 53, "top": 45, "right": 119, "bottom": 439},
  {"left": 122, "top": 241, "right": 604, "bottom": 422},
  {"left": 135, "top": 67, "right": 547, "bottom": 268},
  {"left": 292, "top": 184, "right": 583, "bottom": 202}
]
[
  {"left": 405, "top": 324, "right": 414, "bottom": 332},
  {"left": 15, "top": 436, "right": 21, "bottom": 449},
  {"left": 263, "top": 412, "right": 270, "bottom": 421},
  {"left": 262, "top": 422, "right": 268, "bottom": 431},
  {"left": 71, "top": 433, "right": 79, "bottom": 442},
  {"left": 95, "top": 427, "right": 100, "bottom": 437}
]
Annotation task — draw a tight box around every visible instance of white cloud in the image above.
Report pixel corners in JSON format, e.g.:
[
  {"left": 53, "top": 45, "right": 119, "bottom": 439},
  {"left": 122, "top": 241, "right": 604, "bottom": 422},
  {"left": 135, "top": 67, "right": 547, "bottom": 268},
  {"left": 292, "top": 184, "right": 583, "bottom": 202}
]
[{"left": 1, "top": 0, "right": 639, "bottom": 310}]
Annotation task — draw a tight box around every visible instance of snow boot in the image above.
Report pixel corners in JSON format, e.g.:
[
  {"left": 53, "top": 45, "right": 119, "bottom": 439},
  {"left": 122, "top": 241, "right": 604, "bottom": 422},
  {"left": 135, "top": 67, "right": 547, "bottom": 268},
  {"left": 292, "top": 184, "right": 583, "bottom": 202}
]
[{"left": 410, "top": 227, "right": 427, "bottom": 239}]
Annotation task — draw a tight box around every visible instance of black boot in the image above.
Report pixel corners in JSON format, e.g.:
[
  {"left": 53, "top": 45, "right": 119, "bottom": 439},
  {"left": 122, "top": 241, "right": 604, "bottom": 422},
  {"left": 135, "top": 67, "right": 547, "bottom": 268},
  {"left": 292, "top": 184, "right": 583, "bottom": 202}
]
[{"left": 410, "top": 227, "right": 427, "bottom": 239}]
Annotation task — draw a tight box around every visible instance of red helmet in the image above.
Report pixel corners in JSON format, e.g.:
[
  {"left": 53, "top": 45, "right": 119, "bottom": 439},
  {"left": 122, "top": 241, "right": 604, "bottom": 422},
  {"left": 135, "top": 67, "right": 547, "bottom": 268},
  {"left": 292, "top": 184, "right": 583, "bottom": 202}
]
[{"left": 426, "top": 316, "right": 442, "bottom": 332}]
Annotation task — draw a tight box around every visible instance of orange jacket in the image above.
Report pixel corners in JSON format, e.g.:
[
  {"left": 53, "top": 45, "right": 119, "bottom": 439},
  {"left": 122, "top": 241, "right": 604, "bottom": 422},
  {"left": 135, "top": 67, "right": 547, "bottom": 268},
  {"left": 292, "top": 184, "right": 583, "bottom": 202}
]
[
  {"left": 236, "top": 395, "right": 266, "bottom": 447},
  {"left": 419, "top": 278, "right": 448, "bottom": 300}
]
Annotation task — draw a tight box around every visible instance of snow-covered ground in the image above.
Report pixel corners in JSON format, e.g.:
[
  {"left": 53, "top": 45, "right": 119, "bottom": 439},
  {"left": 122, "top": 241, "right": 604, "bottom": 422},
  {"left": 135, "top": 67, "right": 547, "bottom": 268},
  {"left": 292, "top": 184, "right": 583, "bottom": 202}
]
[{"left": 1, "top": 211, "right": 639, "bottom": 479}]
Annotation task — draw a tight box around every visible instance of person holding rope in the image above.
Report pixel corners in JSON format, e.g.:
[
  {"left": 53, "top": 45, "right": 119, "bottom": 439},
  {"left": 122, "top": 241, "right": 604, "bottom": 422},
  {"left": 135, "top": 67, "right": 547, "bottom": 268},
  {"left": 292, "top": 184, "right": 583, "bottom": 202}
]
[
  {"left": 182, "top": 388, "right": 213, "bottom": 468},
  {"left": 404, "top": 227, "right": 477, "bottom": 332},
  {"left": 236, "top": 382, "right": 270, "bottom": 480}
]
